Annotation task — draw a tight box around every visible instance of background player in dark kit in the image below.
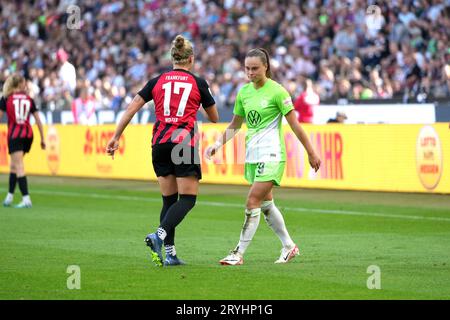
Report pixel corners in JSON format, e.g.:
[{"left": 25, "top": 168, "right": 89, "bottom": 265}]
[{"left": 0, "top": 74, "right": 46, "bottom": 208}]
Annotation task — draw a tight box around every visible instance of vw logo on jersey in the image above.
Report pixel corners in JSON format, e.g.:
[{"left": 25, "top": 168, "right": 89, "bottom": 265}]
[{"left": 247, "top": 110, "right": 262, "bottom": 127}]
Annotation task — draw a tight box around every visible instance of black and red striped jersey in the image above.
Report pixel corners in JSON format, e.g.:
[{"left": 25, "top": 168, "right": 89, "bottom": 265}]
[
  {"left": 138, "top": 69, "right": 215, "bottom": 146},
  {"left": 0, "top": 92, "right": 37, "bottom": 139}
]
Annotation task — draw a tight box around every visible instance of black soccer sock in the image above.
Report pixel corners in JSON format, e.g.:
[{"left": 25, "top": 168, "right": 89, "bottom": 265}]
[
  {"left": 160, "top": 193, "right": 178, "bottom": 246},
  {"left": 9, "top": 173, "right": 17, "bottom": 194},
  {"left": 17, "top": 176, "right": 29, "bottom": 196},
  {"left": 160, "top": 194, "right": 197, "bottom": 238}
]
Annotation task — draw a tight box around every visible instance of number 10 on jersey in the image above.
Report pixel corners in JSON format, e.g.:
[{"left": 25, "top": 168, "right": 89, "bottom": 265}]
[
  {"left": 12, "top": 98, "right": 31, "bottom": 124},
  {"left": 162, "top": 81, "right": 193, "bottom": 117}
]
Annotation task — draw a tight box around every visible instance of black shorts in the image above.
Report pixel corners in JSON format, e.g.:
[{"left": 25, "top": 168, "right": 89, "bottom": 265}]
[
  {"left": 8, "top": 137, "right": 33, "bottom": 154},
  {"left": 152, "top": 143, "right": 202, "bottom": 180}
]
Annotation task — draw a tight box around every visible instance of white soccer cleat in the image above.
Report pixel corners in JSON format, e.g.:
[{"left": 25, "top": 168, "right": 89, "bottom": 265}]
[
  {"left": 274, "top": 245, "right": 300, "bottom": 264},
  {"left": 3, "top": 194, "right": 13, "bottom": 207},
  {"left": 219, "top": 251, "right": 243, "bottom": 266},
  {"left": 14, "top": 201, "right": 32, "bottom": 209}
]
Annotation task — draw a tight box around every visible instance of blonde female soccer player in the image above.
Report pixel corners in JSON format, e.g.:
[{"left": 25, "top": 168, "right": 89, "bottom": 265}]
[
  {"left": 0, "top": 74, "right": 46, "bottom": 208},
  {"left": 206, "top": 48, "right": 321, "bottom": 265},
  {"left": 107, "top": 35, "right": 218, "bottom": 266}
]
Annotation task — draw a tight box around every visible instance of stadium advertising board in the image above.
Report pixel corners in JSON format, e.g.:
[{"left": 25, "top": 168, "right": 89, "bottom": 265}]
[
  {"left": 0, "top": 123, "right": 448, "bottom": 193},
  {"left": 312, "top": 104, "right": 436, "bottom": 124}
]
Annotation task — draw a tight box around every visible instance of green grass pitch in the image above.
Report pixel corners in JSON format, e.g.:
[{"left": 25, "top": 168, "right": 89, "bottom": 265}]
[{"left": 0, "top": 175, "right": 449, "bottom": 300}]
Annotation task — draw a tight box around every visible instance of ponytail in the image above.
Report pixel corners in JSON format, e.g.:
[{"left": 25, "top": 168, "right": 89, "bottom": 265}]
[{"left": 170, "top": 34, "right": 194, "bottom": 65}]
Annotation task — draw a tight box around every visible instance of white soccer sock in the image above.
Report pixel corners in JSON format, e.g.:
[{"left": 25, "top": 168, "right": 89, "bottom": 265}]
[
  {"left": 235, "top": 208, "right": 261, "bottom": 255},
  {"left": 22, "top": 195, "right": 31, "bottom": 204},
  {"left": 261, "top": 200, "right": 295, "bottom": 249},
  {"left": 157, "top": 227, "right": 167, "bottom": 240},
  {"left": 5, "top": 193, "right": 13, "bottom": 201}
]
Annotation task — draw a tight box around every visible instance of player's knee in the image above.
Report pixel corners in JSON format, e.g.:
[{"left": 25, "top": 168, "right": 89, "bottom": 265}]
[
  {"left": 15, "top": 164, "right": 24, "bottom": 175},
  {"left": 162, "top": 193, "right": 178, "bottom": 207},
  {"left": 261, "top": 200, "right": 274, "bottom": 214},
  {"left": 245, "top": 208, "right": 261, "bottom": 217}
]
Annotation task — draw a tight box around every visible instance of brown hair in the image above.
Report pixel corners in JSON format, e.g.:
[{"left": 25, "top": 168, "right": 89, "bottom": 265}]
[
  {"left": 2, "top": 74, "right": 26, "bottom": 97},
  {"left": 245, "top": 48, "right": 272, "bottom": 78},
  {"left": 170, "top": 35, "right": 194, "bottom": 65}
]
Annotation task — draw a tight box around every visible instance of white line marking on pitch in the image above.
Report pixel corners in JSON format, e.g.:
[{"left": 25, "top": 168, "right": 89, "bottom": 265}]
[{"left": 33, "top": 189, "right": 450, "bottom": 223}]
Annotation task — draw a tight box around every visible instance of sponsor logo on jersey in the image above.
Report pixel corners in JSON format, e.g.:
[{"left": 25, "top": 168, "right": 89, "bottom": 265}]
[
  {"left": 247, "top": 110, "right": 262, "bottom": 127},
  {"left": 283, "top": 97, "right": 293, "bottom": 106}
]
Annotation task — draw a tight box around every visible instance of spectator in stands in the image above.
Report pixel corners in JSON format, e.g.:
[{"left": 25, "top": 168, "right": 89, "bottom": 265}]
[
  {"left": 327, "top": 111, "right": 347, "bottom": 124},
  {"left": 403, "top": 54, "right": 424, "bottom": 102},
  {"left": 333, "top": 78, "right": 352, "bottom": 100},
  {"left": 71, "top": 88, "right": 97, "bottom": 125},
  {"left": 0, "top": 0, "right": 448, "bottom": 110},
  {"left": 57, "top": 48, "right": 76, "bottom": 96},
  {"left": 294, "top": 78, "right": 320, "bottom": 123},
  {"left": 333, "top": 21, "right": 358, "bottom": 60}
]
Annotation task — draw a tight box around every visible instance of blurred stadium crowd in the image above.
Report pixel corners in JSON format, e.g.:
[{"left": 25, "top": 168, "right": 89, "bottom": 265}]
[{"left": 0, "top": 0, "right": 449, "bottom": 113}]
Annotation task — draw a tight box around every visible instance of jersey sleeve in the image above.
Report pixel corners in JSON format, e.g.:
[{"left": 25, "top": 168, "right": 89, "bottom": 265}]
[
  {"left": 137, "top": 76, "right": 160, "bottom": 103},
  {"left": 276, "top": 87, "right": 294, "bottom": 116},
  {"left": 0, "top": 97, "right": 6, "bottom": 111},
  {"left": 197, "top": 78, "right": 215, "bottom": 108},
  {"left": 233, "top": 90, "right": 245, "bottom": 117}
]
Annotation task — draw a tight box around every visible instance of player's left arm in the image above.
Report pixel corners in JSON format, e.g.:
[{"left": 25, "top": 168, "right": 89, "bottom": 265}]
[
  {"left": 197, "top": 77, "right": 219, "bottom": 123},
  {"left": 32, "top": 111, "right": 46, "bottom": 150},
  {"left": 285, "top": 110, "right": 321, "bottom": 172},
  {"left": 203, "top": 104, "right": 219, "bottom": 123},
  {"left": 276, "top": 87, "right": 320, "bottom": 171},
  {"left": 30, "top": 99, "right": 45, "bottom": 150},
  {"left": 106, "top": 94, "right": 146, "bottom": 158}
]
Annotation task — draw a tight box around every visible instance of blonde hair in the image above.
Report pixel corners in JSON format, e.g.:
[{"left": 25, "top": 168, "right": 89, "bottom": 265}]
[
  {"left": 170, "top": 35, "right": 194, "bottom": 65},
  {"left": 2, "top": 74, "right": 26, "bottom": 97}
]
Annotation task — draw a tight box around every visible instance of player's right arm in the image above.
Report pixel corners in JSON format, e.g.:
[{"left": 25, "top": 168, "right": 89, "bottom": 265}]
[
  {"left": 106, "top": 94, "right": 146, "bottom": 158},
  {"left": 205, "top": 88, "right": 245, "bottom": 159}
]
